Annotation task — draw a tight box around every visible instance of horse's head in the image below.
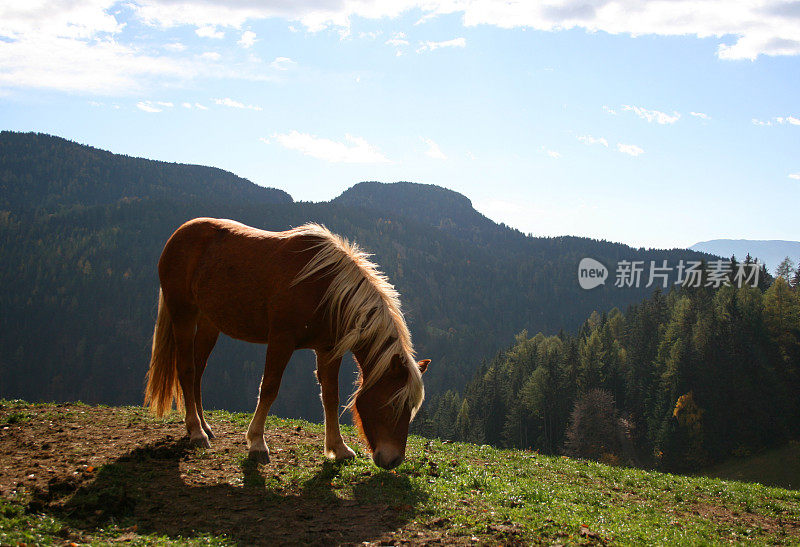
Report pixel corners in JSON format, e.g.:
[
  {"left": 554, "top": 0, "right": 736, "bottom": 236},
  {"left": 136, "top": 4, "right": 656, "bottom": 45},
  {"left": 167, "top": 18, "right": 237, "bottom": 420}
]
[{"left": 352, "top": 355, "right": 430, "bottom": 469}]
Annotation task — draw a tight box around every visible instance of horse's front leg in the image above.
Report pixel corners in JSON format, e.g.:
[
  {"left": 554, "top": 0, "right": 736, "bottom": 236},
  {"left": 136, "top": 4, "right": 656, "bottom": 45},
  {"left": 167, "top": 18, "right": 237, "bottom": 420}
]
[
  {"left": 316, "top": 351, "right": 356, "bottom": 461},
  {"left": 246, "top": 334, "right": 294, "bottom": 463}
]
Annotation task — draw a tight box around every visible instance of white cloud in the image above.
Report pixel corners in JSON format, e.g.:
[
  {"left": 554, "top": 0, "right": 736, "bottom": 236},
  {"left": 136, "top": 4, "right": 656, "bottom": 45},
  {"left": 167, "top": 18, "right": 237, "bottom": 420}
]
[
  {"left": 0, "top": 3, "right": 283, "bottom": 94},
  {"left": 417, "top": 37, "right": 466, "bottom": 53},
  {"left": 789, "top": 173, "right": 800, "bottom": 180},
  {"left": 421, "top": 137, "right": 446, "bottom": 159},
  {"left": 137, "top": 101, "right": 163, "bottom": 113},
  {"left": 0, "top": 32, "right": 194, "bottom": 94},
  {"left": 213, "top": 97, "right": 262, "bottom": 110},
  {"left": 602, "top": 105, "right": 617, "bottom": 115},
  {"left": 385, "top": 32, "right": 409, "bottom": 47},
  {"left": 622, "top": 104, "right": 680, "bottom": 124},
  {"left": 195, "top": 25, "right": 224, "bottom": 39},
  {"left": 539, "top": 146, "right": 561, "bottom": 158},
  {"left": 270, "top": 57, "right": 296, "bottom": 70},
  {"left": 776, "top": 116, "right": 800, "bottom": 125},
  {"left": 270, "top": 131, "right": 392, "bottom": 164},
  {"left": 2, "top": 0, "right": 800, "bottom": 97},
  {"left": 200, "top": 52, "right": 221, "bottom": 61},
  {"left": 180, "top": 101, "right": 208, "bottom": 110},
  {"left": 617, "top": 143, "right": 645, "bottom": 156},
  {"left": 577, "top": 135, "right": 609, "bottom": 147},
  {"left": 126, "top": 1, "right": 800, "bottom": 60},
  {"left": 238, "top": 30, "right": 257, "bottom": 48},
  {"left": 690, "top": 111, "right": 711, "bottom": 120},
  {"left": 753, "top": 115, "right": 800, "bottom": 126},
  {"left": 4, "top": 1, "right": 800, "bottom": 97}
]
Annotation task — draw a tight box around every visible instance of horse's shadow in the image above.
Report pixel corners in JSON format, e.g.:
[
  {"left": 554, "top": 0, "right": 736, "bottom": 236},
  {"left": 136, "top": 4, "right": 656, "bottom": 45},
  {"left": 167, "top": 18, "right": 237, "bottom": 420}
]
[{"left": 45, "top": 438, "right": 427, "bottom": 545}]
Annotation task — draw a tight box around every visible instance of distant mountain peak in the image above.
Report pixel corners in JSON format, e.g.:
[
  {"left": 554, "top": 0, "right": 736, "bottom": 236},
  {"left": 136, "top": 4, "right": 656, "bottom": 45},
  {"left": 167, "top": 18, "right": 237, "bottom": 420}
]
[{"left": 690, "top": 239, "right": 800, "bottom": 273}]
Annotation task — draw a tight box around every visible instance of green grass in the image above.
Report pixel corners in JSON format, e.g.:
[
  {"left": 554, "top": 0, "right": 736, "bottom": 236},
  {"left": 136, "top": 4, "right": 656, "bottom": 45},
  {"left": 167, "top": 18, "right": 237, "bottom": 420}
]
[
  {"left": 1, "top": 401, "right": 799, "bottom": 545},
  {"left": 699, "top": 441, "right": 800, "bottom": 491},
  {"left": 0, "top": 497, "right": 229, "bottom": 546}
]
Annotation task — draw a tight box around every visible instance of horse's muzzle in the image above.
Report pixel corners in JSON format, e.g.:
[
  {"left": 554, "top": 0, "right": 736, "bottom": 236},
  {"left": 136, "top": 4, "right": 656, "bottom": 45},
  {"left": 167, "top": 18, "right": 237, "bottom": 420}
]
[{"left": 373, "top": 448, "right": 404, "bottom": 469}]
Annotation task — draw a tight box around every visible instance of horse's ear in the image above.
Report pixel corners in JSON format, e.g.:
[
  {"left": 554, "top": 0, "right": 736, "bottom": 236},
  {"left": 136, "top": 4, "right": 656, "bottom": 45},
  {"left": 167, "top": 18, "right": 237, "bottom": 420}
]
[{"left": 417, "top": 359, "right": 430, "bottom": 374}]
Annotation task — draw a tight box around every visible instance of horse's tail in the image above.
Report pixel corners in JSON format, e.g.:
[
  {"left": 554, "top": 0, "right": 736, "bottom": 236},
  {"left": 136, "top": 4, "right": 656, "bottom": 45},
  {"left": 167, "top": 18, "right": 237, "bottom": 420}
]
[{"left": 144, "top": 288, "right": 183, "bottom": 416}]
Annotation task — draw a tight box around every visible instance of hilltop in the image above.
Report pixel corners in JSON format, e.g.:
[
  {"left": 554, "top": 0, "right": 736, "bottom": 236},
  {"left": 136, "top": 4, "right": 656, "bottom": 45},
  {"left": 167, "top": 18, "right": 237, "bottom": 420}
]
[
  {"left": 0, "top": 131, "right": 292, "bottom": 212},
  {"left": 1, "top": 401, "right": 798, "bottom": 545}
]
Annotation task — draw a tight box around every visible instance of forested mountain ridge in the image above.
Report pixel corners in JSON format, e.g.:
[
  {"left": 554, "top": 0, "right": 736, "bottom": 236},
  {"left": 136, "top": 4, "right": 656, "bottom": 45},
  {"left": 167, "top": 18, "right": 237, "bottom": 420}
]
[
  {"left": 1, "top": 131, "right": 718, "bottom": 423},
  {"left": 0, "top": 131, "right": 292, "bottom": 213},
  {"left": 421, "top": 275, "right": 800, "bottom": 472},
  {"left": 333, "top": 181, "right": 503, "bottom": 242}
]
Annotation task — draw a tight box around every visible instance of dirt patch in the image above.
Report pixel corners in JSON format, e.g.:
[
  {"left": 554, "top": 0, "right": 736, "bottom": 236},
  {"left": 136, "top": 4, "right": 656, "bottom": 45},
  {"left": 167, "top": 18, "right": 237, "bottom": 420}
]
[
  {"left": 680, "top": 502, "right": 800, "bottom": 539},
  {"left": 0, "top": 403, "right": 435, "bottom": 545}
]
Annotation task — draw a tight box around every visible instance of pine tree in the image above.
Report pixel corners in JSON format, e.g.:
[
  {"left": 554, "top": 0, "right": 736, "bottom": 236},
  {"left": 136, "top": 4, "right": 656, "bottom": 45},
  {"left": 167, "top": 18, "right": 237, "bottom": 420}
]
[{"left": 776, "top": 256, "right": 795, "bottom": 280}]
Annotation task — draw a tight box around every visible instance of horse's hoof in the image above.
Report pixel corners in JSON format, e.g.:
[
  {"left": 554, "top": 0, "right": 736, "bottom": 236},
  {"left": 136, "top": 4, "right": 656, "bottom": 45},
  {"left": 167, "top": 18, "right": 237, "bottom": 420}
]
[
  {"left": 327, "top": 444, "right": 357, "bottom": 461},
  {"left": 248, "top": 450, "right": 270, "bottom": 464},
  {"left": 205, "top": 430, "right": 216, "bottom": 440},
  {"left": 190, "top": 436, "right": 211, "bottom": 449}
]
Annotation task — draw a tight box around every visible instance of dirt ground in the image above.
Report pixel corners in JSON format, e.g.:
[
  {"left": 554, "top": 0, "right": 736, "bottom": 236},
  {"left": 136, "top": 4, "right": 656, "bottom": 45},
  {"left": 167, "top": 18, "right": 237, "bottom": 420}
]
[{"left": 0, "top": 402, "right": 468, "bottom": 546}]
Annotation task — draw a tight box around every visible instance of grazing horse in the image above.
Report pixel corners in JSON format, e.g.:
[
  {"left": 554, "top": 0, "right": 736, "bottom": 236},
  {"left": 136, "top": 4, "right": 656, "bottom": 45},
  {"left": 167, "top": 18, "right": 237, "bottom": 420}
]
[{"left": 144, "top": 218, "right": 429, "bottom": 469}]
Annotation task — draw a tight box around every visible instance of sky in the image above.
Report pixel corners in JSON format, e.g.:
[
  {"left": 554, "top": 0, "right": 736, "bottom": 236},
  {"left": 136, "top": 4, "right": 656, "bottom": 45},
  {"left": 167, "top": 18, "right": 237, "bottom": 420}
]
[{"left": 1, "top": 1, "right": 799, "bottom": 250}]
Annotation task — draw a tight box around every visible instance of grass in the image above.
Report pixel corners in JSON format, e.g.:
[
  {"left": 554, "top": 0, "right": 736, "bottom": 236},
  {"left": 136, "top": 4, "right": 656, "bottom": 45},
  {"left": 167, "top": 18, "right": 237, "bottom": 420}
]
[
  {"left": 1, "top": 400, "right": 799, "bottom": 545},
  {"left": 0, "top": 497, "right": 229, "bottom": 546},
  {"left": 698, "top": 441, "right": 800, "bottom": 491}
]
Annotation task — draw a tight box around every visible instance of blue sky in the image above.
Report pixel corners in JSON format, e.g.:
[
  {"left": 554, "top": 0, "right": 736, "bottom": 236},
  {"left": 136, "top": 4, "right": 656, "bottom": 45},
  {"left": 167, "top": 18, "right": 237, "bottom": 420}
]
[{"left": 1, "top": 1, "right": 798, "bottom": 249}]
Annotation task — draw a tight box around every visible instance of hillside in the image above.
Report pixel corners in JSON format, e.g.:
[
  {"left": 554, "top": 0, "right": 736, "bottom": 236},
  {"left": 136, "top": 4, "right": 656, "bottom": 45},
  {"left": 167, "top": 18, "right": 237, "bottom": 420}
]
[
  {"left": 425, "top": 278, "right": 800, "bottom": 472},
  {"left": 1, "top": 401, "right": 798, "bottom": 545},
  {"left": 690, "top": 239, "right": 800, "bottom": 275},
  {"left": 0, "top": 131, "right": 292, "bottom": 212},
  {"left": 700, "top": 442, "right": 800, "bottom": 490},
  {"left": 0, "top": 131, "right": 718, "bottom": 422}
]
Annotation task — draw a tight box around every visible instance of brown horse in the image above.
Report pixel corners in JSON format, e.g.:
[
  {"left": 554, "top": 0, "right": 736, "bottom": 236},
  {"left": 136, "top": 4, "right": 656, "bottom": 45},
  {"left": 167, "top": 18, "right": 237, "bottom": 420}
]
[{"left": 144, "top": 218, "right": 429, "bottom": 469}]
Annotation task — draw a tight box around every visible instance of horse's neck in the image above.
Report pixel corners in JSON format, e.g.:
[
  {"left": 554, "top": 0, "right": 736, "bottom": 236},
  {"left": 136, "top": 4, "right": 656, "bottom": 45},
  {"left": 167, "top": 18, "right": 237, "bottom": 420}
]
[{"left": 352, "top": 346, "right": 376, "bottom": 379}]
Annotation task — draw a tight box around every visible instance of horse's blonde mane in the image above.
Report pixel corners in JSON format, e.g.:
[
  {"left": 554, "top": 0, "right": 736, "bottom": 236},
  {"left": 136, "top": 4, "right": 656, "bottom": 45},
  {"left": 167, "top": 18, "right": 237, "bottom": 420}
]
[{"left": 281, "top": 223, "right": 424, "bottom": 418}]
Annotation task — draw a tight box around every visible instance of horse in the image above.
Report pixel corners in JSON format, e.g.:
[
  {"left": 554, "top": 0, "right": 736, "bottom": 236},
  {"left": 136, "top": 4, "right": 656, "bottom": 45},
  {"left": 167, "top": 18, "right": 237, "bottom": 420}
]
[{"left": 144, "top": 218, "right": 429, "bottom": 469}]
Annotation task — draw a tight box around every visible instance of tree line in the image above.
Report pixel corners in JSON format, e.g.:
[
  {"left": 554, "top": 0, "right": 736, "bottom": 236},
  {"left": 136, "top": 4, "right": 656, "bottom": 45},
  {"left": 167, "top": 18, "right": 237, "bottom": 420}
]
[{"left": 415, "top": 260, "right": 800, "bottom": 471}]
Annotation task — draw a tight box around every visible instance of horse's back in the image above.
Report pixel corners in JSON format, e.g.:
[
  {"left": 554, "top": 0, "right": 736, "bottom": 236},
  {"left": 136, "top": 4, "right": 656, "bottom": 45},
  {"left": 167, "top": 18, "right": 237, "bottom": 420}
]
[{"left": 158, "top": 218, "right": 326, "bottom": 344}]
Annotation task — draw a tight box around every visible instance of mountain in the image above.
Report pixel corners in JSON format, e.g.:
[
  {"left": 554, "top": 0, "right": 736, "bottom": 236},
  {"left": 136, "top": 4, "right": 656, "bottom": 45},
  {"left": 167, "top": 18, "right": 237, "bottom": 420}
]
[
  {"left": 0, "top": 131, "right": 717, "bottom": 422},
  {"left": 690, "top": 239, "right": 800, "bottom": 274},
  {"left": 0, "top": 131, "right": 292, "bottom": 213},
  {"left": 333, "top": 181, "right": 502, "bottom": 239}
]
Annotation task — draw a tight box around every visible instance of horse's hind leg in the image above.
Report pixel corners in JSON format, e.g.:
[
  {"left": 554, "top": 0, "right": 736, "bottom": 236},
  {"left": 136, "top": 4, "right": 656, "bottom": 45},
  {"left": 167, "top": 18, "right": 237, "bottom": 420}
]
[
  {"left": 316, "top": 351, "right": 356, "bottom": 460},
  {"left": 193, "top": 315, "right": 219, "bottom": 439},
  {"left": 173, "top": 312, "right": 210, "bottom": 448},
  {"left": 246, "top": 333, "right": 294, "bottom": 463}
]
